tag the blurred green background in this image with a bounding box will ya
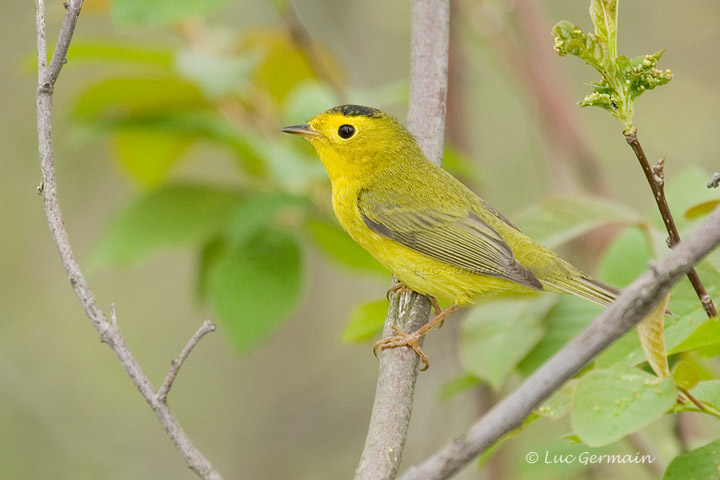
[2,1,720,479]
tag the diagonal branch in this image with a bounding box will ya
[397,203,720,480]
[34,1,224,479]
[354,1,450,479]
[624,129,717,318]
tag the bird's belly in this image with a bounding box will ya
[357,232,530,305]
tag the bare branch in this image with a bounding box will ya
[397,204,720,480]
[158,321,217,403]
[625,129,717,318]
[34,2,224,479]
[354,1,449,479]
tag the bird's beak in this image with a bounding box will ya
[281,123,322,139]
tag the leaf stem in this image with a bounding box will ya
[679,388,720,419]
[624,129,717,318]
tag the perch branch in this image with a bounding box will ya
[34,1,224,478]
[354,1,450,479]
[398,203,720,480]
[624,129,717,318]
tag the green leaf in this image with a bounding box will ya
[552,20,604,72]
[67,41,174,68]
[571,365,677,447]
[636,295,671,377]
[672,361,700,391]
[111,129,191,186]
[73,77,206,121]
[112,0,232,28]
[662,438,720,480]
[670,319,720,355]
[438,373,482,402]
[685,199,720,220]
[341,299,388,343]
[91,184,242,267]
[513,196,642,250]
[461,295,556,390]
[665,168,720,231]
[518,295,602,376]
[589,0,617,59]
[226,193,309,247]
[552,0,671,129]
[690,380,720,411]
[597,227,654,287]
[536,383,574,420]
[306,218,387,276]
[597,259,718,367]
[206,228,303,351]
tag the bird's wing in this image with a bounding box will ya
[357,188,543,290]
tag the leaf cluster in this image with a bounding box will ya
[552,0,672,129]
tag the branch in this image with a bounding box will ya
[624,129,717,318]
[397,203,720,480]
[354,1,449,479]
[34,2,224,479]
[157,320,217,403]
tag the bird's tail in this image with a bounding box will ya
[542,275,620,308]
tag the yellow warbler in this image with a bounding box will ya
[283,105,618,367]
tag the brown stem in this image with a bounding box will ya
[624,129,717,318]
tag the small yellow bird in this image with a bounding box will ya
[283,105,618,368]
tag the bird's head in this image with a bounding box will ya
[282,104,422,182]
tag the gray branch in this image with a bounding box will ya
[354,1,450,479]
[34,1,224,478]
[397,203,720,480]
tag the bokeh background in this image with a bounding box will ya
[2,1,720,479]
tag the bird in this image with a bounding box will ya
[282,104,619,368]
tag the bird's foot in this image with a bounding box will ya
[373,325,430,370]
[372,303,458,371]
[386,282,414,300]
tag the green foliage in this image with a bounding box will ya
[571,365,677,447]
[536,384,573,420]
[306,218,387,276]
[438,373,482,402]
[111,0,232,28]
[74,1,720,471]
[461,295,556,389]
[205,228,303,351]
[90,184,242,267]
[552,0,672,129]
[662,438,720,480]
[340,299,389,343]
[514,195,643,249]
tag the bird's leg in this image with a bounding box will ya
[386,281,414,300]
[373,303,459,370]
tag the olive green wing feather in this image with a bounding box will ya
[357,189,543,291]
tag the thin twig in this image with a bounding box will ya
[397,203,720,480]
[158,321,217,403]
[624,129,717,318]
[34,2,224,479]
[354,1,450,479]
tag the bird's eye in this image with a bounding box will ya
[338,124,355,139]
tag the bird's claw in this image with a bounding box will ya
[386,282,413,301]
[373,325,430,370]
